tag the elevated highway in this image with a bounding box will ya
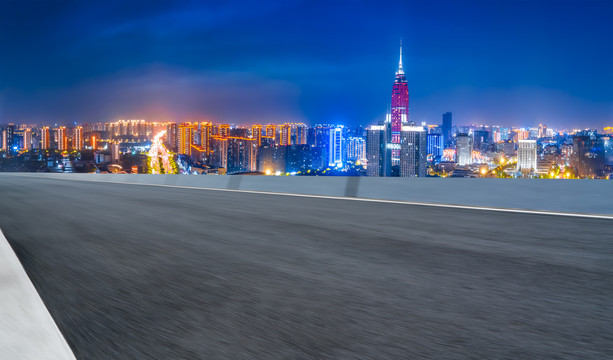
[0,173,611,359]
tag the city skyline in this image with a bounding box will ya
[1,1,612,128]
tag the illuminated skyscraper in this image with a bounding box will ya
[57,127,68,151]
[347,137,366,162]
[252,125,262,146]
[328,126,344,167]
[23,128,32,151]
[1,124,15,154]
[209,137,228,169]
[91,135,97,150]
[166,123,178,151]
[178,123,195,156]
[73,126,83,150]
[201,122,212,155]
[456,133,473,166]
[366,125,390,177]
[400,126,427,177]
[295,123,307,145]
[280,124,291,146]
[41,127,50,150]
[427,133,444,159]
[442,112,452,146]
[219,124,230,138]
[265,124,276,139]
[388,41,409,165]
[517,139,537,172]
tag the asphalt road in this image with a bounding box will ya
[0,174,611,359]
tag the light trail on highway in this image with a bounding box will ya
[147,130,174,174]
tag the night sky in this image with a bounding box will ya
[1,0,612,128]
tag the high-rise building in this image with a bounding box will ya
[347,137,366,162]
[73,126,83,150]
[41,127,50,150]
[166,123,178,151]
[456,133,473,166]
[572,135,605,177]
[23,128,32,151]
[265,124,276,138]
[178,123,195,156]
[91,134,98,150]
[538,124,547,138]
[57,127,68,151]
[427,133,444,159]
[251,125,262,146]
[219,124,230,138]
[209,137,228,169]
[1,130,6,152]
[295,123,307,145]
[111,142,120,163]
[400,126,427,177]
[517,140,537,172]
[388,42,409,165]
[366,125,391,177]
[280,124,291,146]
[604,136,613,166]
[200,123,212,156]
[473,130,489,152]
[442,112,452,146]
[328,126,344,167]
[227,137,257,173]
[1,124,15,154]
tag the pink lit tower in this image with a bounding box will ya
[389,40,409,165]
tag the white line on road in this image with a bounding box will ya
[0,228,76,360]
[7,174,613,220]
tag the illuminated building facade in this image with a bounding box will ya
[91,135,97,150]
[1,124,15,154]
[294,123,307,145]
[427,133,444,159]
[200,123,212,155]
[329,126,344,167]
[517,140,537,172]
[280,124,291,146]
[389,42,409,165]
[400,126,427,177]
[252,125,262,146]
[73,126,83,150]
[178,123,195,156]
[166,123,178,151]
[57,127,68,151]
[41,127,50,150]
[347,137,366,162]
[209,137,228,169]
[366,125,390,177]
[265,124,276,139]
[219,124,230,138]
[23,128,32,151]
[442,112,452,146]
[456,133,473,166]
[227,137,257,173]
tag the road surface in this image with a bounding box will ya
[0,174,611,359]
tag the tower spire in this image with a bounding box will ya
[397,39,404,75]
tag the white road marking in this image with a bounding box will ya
[0,228,76,360]
[7,174,612,220]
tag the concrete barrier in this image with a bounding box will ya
[2,173,612,215]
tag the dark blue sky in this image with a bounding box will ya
[1,0,612,128]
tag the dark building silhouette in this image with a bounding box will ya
[572,135,605,177]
